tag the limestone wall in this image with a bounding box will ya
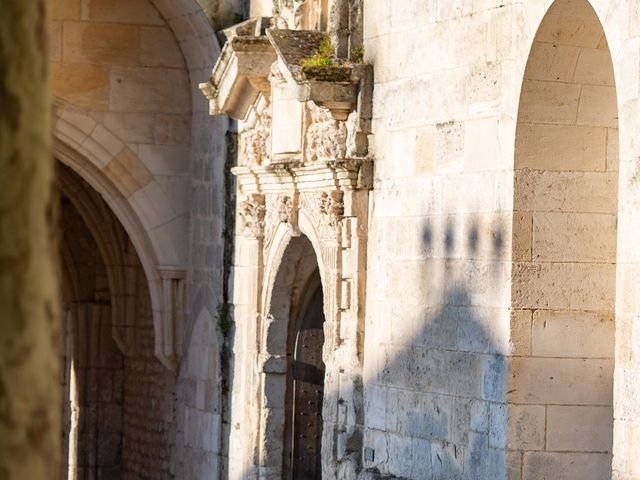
[363,1,516,477]
[362,0,640,479]
[49,0,192,269]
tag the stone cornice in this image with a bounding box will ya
[232,159,373,194]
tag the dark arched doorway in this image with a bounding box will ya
[262,234,326,479]
[286,271,325,480]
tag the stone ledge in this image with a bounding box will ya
[200,20,373,122]
[232,159,373,194]
[267,28,373,121]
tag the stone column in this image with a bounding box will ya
[0,1,60,479]
[229,193,265,480]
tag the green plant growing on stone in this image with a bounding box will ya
[352,46,365,63]
[301,35,336,67]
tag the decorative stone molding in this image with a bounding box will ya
[199,18,275,119]
[240,105,271,166]
[239,193,266,238]
[200,20,373,136]
[264,193,300,257]
[232,159,372,194]
[155,268,186,373]
[305,102,348,162]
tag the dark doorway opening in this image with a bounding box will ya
[288,281,325,479]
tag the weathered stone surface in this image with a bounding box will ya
[52,63,111,110]
[532,212,617,262]
[85,0,164,25]
[62,21,140,65]
[523,452,612,480]
[50,0,80,20]
[140,27,186,68]
[546,406,613,452]
[110,67,190,113]
[532,310,614,358]
[509,357,613,405]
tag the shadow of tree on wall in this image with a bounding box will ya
[361,215,510,480]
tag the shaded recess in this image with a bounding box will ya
[58,163,177,480]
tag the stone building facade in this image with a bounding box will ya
[49,0,640,479]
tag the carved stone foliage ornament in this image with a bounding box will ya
[320,190,344,226]
[264,193,300,257]
[239,194,266,238]
[276,194,296,225]
[301,190,344,240]
[305,102,347,162]
[272,0,308,28]
[241,108,271,166]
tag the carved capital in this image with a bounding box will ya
[319,190,344,228]
[276,193,298,229]
[300,190,344,240]
[239,193,266,238]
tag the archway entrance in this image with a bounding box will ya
[262,234,325,480]
[57,162,176,479]
[511,0,617,477]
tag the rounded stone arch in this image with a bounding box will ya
[510,0,620,477]
[515,0,632,110]
[58,163,143,355]
[53,105,186,370]
[262,211,329,317]
[257,206,336,478]
[54,139,163,306]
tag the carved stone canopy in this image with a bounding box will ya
[199,19,373,122]
[199,17,276,119]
